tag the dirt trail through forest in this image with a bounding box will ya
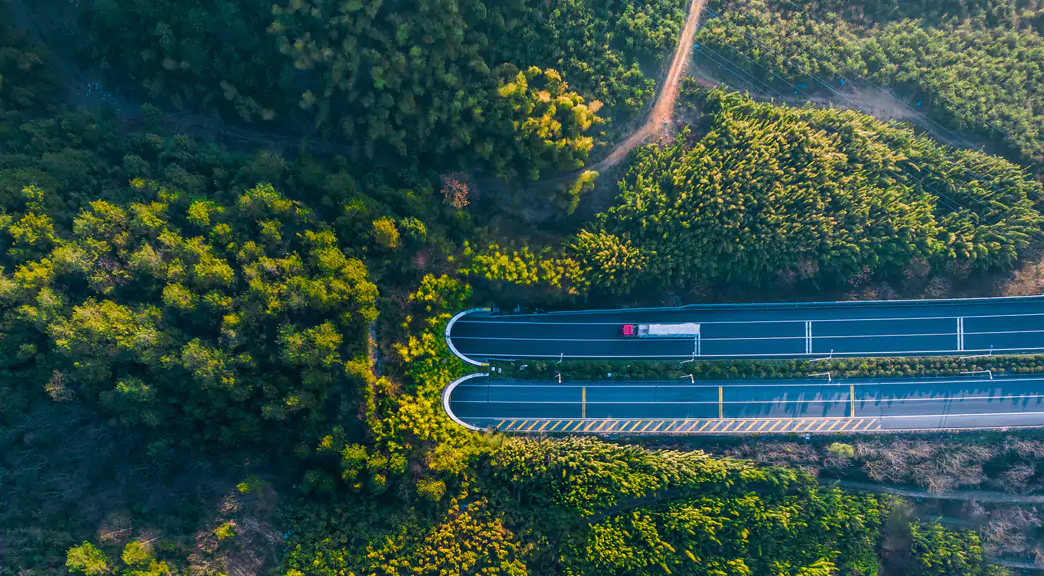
[588,479,1044,529]
[836,480,1044,505]
[591,0,707,172]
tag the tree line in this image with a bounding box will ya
[696,0,1044,170]
[571,90,1043,295]
[67,0,691,179]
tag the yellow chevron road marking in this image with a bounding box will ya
[498,417,893,435]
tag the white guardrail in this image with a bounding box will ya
[441,372,486,431]
[444,307,490,366]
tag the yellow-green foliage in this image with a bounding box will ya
[563,169,599,214]
[695,0,1044,168]
[1,181,378,446]
[574,91,1043,293]
[461,242,591,295]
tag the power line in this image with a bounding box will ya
[695,9,1044,246]
[696,40,1043,250]
[701,7,1043,234]
[696,41,974,217]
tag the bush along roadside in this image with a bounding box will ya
[489,354,1044,382]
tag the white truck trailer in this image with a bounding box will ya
[622,323,700,337]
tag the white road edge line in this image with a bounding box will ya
[468,346,1044,359]
[453,295,1044,318]
[445,307,490,366]
[455,311,1044,326]
[454,375,1044,388]
[453,394,1044,406]
[441,373,486,431]
[450,329,1044,342]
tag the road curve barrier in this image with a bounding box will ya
[441,372,486,431]
[445,307,490,366]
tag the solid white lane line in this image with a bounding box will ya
[454,311,1044,326]
[451,394,1044,405]
[469,346,1044,358]
[454,329,1044,343]
[454,376,1044,389]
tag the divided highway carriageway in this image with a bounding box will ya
[443,374,1044,434]
[446,296,1044,364]
[442,296,1044,434]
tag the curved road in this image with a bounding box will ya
[446,374,1044,434]
[447,296,1044,364]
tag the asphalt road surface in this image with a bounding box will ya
[447,296,1044,364]
[446,375,1044,433]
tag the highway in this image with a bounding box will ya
[447,296,1044,364]
[445,374,1044,434]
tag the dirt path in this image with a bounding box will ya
[836,480,1044,506]
[588,479,1044,527]
[525,0,707,201]
[687,52,993,153]
[592,0,706,172]
[12,0,705,187]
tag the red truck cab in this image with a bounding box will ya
[622,324,638,337]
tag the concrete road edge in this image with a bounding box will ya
[445,307,490,366]
[442,372,487,431]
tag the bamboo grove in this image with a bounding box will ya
[78,0,689,178]
[572,90,1044,294]
[695,0,1044,169]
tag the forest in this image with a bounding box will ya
[694,0,1044,170]
[69,0,691,179]
[3,0,1043,574]
[572,89,1044,294]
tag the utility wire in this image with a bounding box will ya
[696,8,1044,246]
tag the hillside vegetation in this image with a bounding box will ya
[1,2,1038,575]
[71,0,691,178]
[570,90,1043,295]
[695,0,1044,169]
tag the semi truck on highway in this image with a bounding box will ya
[622,323,700,337]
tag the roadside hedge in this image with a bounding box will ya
[490,354,1044,382]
